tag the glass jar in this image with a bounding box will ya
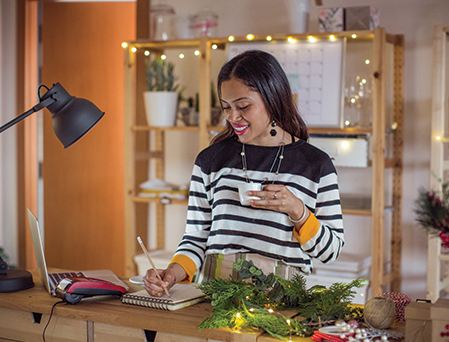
[192,7,218,37]
[149,1,176,41]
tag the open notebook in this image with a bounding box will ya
[27,208,128,296]
[121,283,205,311]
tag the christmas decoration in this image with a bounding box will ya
[377,292,411,323]
[364,297,396,330]
[415,179,449,248]
[198,258,366,339]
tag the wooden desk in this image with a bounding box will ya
[0,270,311,342]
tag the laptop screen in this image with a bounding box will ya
[27,209,52,294]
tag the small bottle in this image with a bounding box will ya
[188,97,199,126]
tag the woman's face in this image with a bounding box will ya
[220,78,273,146]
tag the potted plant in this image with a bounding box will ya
[143,57,181,127]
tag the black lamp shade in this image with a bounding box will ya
[41,83,105,148]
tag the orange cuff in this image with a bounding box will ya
[292,214,320,245]
[169,254,197,283]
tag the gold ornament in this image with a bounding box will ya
[364,296,396,329]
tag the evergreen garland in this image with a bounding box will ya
[198,258,366,340]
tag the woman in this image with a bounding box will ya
[143,50,344,297]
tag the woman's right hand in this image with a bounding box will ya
[142,263,187,297]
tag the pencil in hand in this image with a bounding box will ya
[137,236,170,297]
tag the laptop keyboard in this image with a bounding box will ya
[49,271,83,286]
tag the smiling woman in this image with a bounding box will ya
[143,49,344,298]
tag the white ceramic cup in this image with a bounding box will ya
[238,182,262,206]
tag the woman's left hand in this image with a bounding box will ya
[248,184,305,221]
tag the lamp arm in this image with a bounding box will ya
[0,96,56,134]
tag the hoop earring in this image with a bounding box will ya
[270,121,277,137]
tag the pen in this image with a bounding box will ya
[137,236,170,297]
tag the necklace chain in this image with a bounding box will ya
[240,139,285,184]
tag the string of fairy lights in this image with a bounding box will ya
[121,33,369,60]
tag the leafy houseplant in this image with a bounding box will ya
[143,57,181,127]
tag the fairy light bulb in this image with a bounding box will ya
[179,53,185,59]
[268,308,274,314]
[288,37,295,43]
[161,54,167,60]
[228,35,235,42]
[308,35,317,43]
[247,34,254,40]
[144,50,150,56]
[436,135,442,141]
[329,35,336,41]
[365,59,370,64]
[352,34,357,39]
[121,42,128,48]
[131,47,137,53]
[194,50,200,56]
[212,44,218,50]
[266,36,272,41]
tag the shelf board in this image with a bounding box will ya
[126,30,376,50]
[133,196,188,205]
[340,195,394,216]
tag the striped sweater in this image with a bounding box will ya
[172,137,344,279]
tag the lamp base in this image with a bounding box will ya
[0,269,34,293]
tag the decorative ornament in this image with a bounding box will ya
[364,296,396,330]
[414,179,449,248]
[377,292,411,323]
[270,121,277,136]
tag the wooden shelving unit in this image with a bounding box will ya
[427,25,449,302]
[123,29,404,297]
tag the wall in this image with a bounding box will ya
[0,1,18,266]
[158,0,449,300]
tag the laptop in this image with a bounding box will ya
[27,208,128,296]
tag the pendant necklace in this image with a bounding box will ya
[240,132,286,184]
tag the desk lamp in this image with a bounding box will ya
[0,82,104,292]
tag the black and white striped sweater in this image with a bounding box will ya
[173,137,344,276]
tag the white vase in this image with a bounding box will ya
[143,91,178,127]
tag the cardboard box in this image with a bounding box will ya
[318,8,344,32]
[345,6,380,31]
[405,299,449,342]
[431,298,449,341]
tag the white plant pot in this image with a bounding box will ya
[143,91,178,127]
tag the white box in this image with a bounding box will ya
[309,135,369,167]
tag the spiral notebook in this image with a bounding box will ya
[121,283,206,311]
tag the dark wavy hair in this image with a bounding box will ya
[211,49,308,145]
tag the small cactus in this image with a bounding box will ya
[146,57,180,92]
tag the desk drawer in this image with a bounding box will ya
[93,322,144,342]
[0,307,86,342]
